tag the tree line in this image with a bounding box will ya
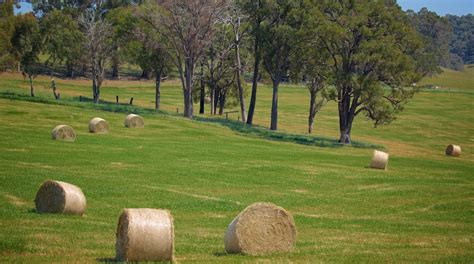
[1,0,467,144]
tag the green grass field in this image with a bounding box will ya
[0,66,473,262]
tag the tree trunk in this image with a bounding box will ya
[155,69,162,110]
[183,58,194,118]
[210,86,215,115]
[141,69,150,80]
[199,63,205,114]
[270,79,279,130]
[338,90,354,144]
[235,42,247,123]
[308,89,316,134]
[29,74,34,97]
[246,0,262,125]
[112,48,119,79]
[66,63,74,78]
[218,91,226,115]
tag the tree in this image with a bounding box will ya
[140,0,227,118]
[260,0,303,131]
[41,9,84,77]
[238,0,266,125]
[447,14,474,65]
[292,30,331,134]
[11,13,42,97]
[407,8,455,72]
[227,3,248,122]
[106,6,138,79]
[307,0,427,144]
[79,8,113,103]
[0,0,15,71]
[131,14,169,110]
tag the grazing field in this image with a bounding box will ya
[0,67,473,262]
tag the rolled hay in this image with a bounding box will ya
[116,208,174,262]
[369,150,389,170]
[88,117,109,133]
[51,125,76,142]
[124,114,144,128]
[35,180,86,215]
[224,202,297,256]
[445,144,461,157]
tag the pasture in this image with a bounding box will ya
[0,67,473,262]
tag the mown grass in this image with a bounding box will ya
[0,66,473,262]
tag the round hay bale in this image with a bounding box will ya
[224,202,297,256]
[35,180,86,215]
[369,150,389,170]
[124,114,144,128]
[51,125,76,142]
[445,144,461,157]
[116,208,174,262]
[89,117,109,133]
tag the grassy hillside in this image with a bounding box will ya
[0,66,472,262]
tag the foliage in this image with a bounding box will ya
[305,0,427,143]
[40,9,84,75]
[447,14,474,65]
[10,13,42,77]
[0,0,16,71]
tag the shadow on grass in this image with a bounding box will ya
[0,91,382,149]
[96,258,116,263]
[194,116,382,149]
[0,91,167,115]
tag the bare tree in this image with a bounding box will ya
[140,0,227,118]
[228,4,247,123]
[79,9,112,103]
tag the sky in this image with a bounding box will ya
[13,0,474,16]
[397,0,474,16]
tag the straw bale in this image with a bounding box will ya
[224,202,297,255]
[89,117,109,133]
[370,150,389,170]
[124,114,144,128]
[35,180,86,215]
[52,125,76,141]
[445,144,461,157]
[116,208,174,262]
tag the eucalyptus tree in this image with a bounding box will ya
[306,0,428,144]
[41,10,84,77]
[260,0,305,131]
[10,14,42,97]
[140,0,227,118]
[237,0,267,125]
[79,8,113,103]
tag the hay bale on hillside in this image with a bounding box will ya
[51,125,76,142]
[116,208,174,262]
[124,114,144,128]
[35,180,86,215]
[224,202,297,256]
[445,144,461,157]
[370,150,389,170]
[89,117,109,133]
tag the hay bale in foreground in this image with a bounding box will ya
[124,114,144,128]
[445,144,461,157]
[224,202,297,256]
[35,180,86,215]
[116,208,174,262]
[369,150,389,170]
[89,117,109,133]
[51,125,76,142]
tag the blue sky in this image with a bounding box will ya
[14,1,474,16]
[398,0,474,16]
